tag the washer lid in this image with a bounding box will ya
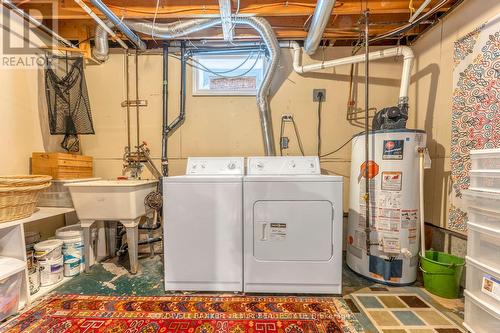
[186,157,245,175]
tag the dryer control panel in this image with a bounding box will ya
[186,157,245,175]
[247,156,320,175]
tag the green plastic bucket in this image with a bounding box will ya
[420,250,465,299]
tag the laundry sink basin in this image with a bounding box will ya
[65,180,158,221]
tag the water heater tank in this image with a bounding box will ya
[346,129,427,285]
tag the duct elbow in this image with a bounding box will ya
[290,41,305,74]
[93,24,110,62]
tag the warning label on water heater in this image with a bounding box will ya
[381,172,403,191]
[383,140,404,160]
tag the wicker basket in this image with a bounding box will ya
[0,176,52,223]
[0,175,52,187]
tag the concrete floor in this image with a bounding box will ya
[53,254,466,333]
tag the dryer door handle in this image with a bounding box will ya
[259,222,268,241]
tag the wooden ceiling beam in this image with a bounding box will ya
[18,0,451,19]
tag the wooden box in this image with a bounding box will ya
[31,152,93,179]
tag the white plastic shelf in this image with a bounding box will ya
[0,207,75,230]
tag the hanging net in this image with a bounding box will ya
[45,56,94,151]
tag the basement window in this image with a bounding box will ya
[192,52,266,96]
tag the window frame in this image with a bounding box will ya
[191,52,266,96]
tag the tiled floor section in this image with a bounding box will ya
[351,292,465,333]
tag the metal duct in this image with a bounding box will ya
[93,17,279,155]
[90,0,147,51]
[303,0,337,55]
[93,23,112,61]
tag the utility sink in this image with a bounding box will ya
[65,179,158,274]
[65,179,158,221]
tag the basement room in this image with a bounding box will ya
[0,0,499,332]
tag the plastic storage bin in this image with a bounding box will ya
[37,178,100,207]
[464,189,500,213]
[467,207,500,230]
[467,222,500,271]
[466,256,500,309]
[464,290,500,333]
[470,148,500,170]
[0,257,25,322]
[470,170,500,192]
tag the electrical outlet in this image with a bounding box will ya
[280,137,290,149]
[313,89,326,102]
[282,114,293,122]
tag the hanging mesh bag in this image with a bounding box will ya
[45,56,94,151]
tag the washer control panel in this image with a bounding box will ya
[247,156,320,175]
[186,157,245,175]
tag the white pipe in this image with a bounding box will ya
[418,148,426,257]
[290,41,414,101]
[409,0,432,23]
[73,0,128,50]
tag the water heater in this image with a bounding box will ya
[346,129,427,285]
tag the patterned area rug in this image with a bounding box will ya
[1,294,363,333]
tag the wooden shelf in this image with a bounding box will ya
[0,207,75,230]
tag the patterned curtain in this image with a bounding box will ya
[448,14,500,232]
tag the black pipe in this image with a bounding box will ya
[164,41,186,138]
[117,237,163,255]
[161,42,169,177]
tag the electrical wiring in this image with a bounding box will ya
[317,94,323,156]
[101,2,317,15]
[190,50,256,75]
[319,132,365,159]
[291,117,306,156]
[279,115,305,156]
[151,0,161,44]
[188,51,262,79]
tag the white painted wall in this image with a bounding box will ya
[0,6,64,174]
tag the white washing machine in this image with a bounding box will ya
[163,157,244,292]
[243,156,343,294]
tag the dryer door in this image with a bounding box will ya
[253,200,333,261]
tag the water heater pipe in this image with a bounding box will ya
[290,41,414,106]
[418,148,426,256]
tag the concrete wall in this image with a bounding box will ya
[408,0,500,230]
[0,6,65,237]
[82,47,404,212]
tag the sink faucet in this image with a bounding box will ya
[123,141,162,180]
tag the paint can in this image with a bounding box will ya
[63,258,80,277]
[28,267,40,295]
[25,231,41,271]
[56,225,84,273]
[38,256,63,286]
[34,239,63,261]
